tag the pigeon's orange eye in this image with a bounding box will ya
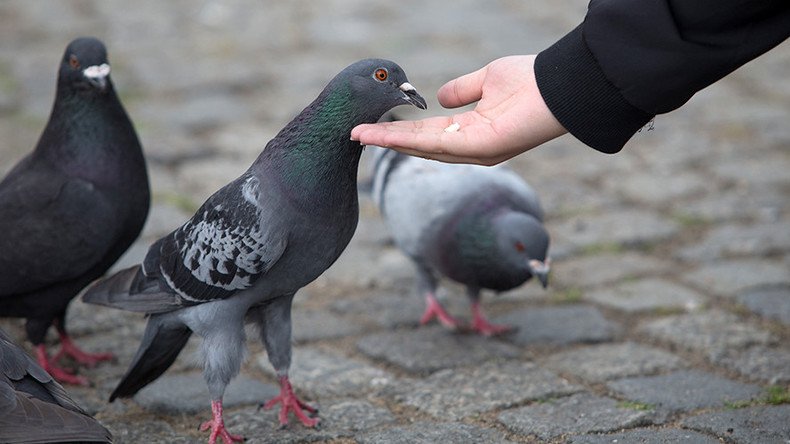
[515,242,525,252]
[374,68,388,81]
[69,55,80,69]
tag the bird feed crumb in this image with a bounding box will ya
[444,122,460,133]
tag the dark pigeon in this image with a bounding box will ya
[82,59,425,443]
[0,37,150,385]
[371,147,550,335]
[0,327,112,443]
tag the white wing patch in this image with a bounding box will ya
[242,176,260,206]
[158,175,286,300]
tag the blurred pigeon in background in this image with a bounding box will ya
[371,146,550,335]
[83,59,425,443]
[0,37,150,385]
[0,327,112,443]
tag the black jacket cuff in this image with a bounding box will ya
[534,25,653,154]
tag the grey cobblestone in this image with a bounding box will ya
[550,252,673,288]
[257,347,394,398]
[568,428,721,444]
[358,421,514,444]
[678,222,790,262]
[682,405,790,444]
[331,289,466,329]
[495,305,621,346]
[552,209,681,251]
[604,170,710,205]
[103,419,194,444]
[713,345,790,385]
[736,284,790,326]
[639,309,776,359]
[291,308,365,342]
[606,370,763,414]
[134,373,278,414]
[356,326,521,374]
[386,360,580,420]
[498,392,653,440]
[585,278,704,313]
[682,259,790,298]
[543,342,686,382]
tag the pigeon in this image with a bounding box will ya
[0,37,150,385]
[371,146,550,335]
[82,58,425,443]
[0,327,112,443]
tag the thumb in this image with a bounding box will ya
[437,64,489,109]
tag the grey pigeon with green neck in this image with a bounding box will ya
[372,148,550,335]
[0,327,112,443]
[83,59,425,443]
[0,37,149,385]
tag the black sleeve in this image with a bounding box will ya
[534,0,790,153]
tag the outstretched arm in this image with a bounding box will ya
[351,55,567,166]
[353,1,790,165]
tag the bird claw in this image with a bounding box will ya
[48,365,90,386]
[36,345,89,386]
[471,320,515,336]
[55,334,114,367]
[201,400,244,444]
[199,419,245,444]
[420,293,462,330]
[264,376,320,428]
[470,302,515,336]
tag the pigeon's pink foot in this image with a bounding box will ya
[53,334,114,367]
[263,376,319,428]
[200,400,245,444]
[420,293,462,330]
[35,345,88,386]
[471,302,514,336]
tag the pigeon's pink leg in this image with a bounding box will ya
[35,345,88,386]
[470,301,513,336]
[53,333,114,367]
[200,400,244,444]
[263,375,319,427]
[420,293,462,330]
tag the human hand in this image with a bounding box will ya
[351,55,567,165]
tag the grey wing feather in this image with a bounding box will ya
[82,264,181,313]
[152,174,287,303]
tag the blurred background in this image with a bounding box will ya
[0,1,788,442]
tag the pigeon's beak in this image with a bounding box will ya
[399,82,427,110]
[528,259,551,289]
[83,63,111,92]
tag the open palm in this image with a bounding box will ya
[351,55,566,165]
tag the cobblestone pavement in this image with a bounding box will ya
[1,1,788,443]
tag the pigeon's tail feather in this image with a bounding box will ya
[82,265,181,314]
[110,315,192,401]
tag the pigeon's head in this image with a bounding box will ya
[59,37,112,94]
[494,212,551,288]
[339,58,427,120]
